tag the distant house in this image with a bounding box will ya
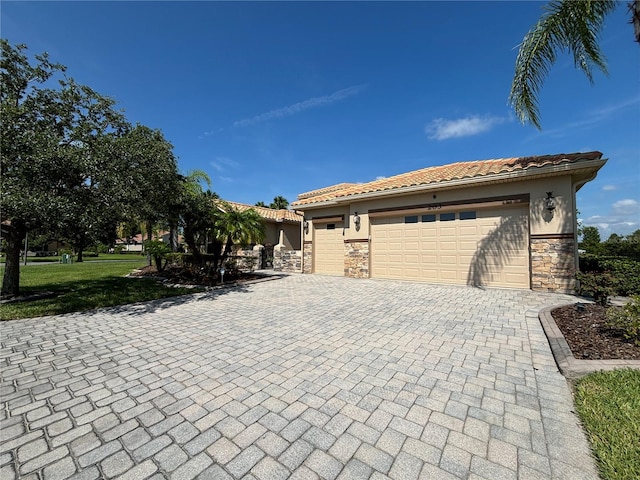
[115,233,145,252]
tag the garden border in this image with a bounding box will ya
[538,303,640,379]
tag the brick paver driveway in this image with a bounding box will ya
[1,274,599,479]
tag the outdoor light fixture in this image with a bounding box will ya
[303,219,309,233]
[544,192,556,212]
[353,212,361,228]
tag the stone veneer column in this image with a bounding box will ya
[530,235,576,293]
[344,240,370,278]
[303,241,313,274]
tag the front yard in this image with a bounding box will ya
[0,259,201,320]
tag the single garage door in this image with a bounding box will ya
[371,205,530,288]
[314,222,345,275]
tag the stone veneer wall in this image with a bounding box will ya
[303,242,313,274]
[344,240,369,279]
[530,236,576,293]
[273,249,302,273]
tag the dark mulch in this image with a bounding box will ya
[551,303,640,360]
[130,265,263,287]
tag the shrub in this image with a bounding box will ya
[576,271,615,306]
[114,245,125,254]
[143,240,172,272]
[83,252,99,258]
[606,295,640,346]
[94,243,109,254]
[579,255,640,296]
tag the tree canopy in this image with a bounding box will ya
[0,40,181,294]
[510,0,639,129]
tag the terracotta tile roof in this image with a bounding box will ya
[292,151,603,206]
[297,183,358,200]
[223,201,302,223]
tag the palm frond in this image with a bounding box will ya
[509,0,617,129]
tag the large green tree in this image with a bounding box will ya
[47,79,130,262]
[117,124,181,246]
[1,40,179,294]
[1,41,129,291]
[1,41,67,294]
[581,225,602,254]
[510,0,639,129]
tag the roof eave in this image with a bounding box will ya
[295,157,606,208]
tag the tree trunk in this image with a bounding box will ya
[146,220,153,266]
[184,225,202,265]
[76,247,84,263]
[1,221,27,297]
[169,222,178,252]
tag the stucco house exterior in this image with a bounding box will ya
[291,151,606,293]
[224,201,302,250]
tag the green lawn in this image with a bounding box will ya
[0,259,202,320]
[0,252,145,263]
[574,369,640,480]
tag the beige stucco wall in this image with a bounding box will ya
[283,223,302,250]
[301,175,576,241]
[264,222,301,250]
[302,206,351,244]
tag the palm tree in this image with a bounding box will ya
[215,202,266,268]
[510,0,639,129]
[269,196,289,210]
[255,201,267,207]
[178,170,215,264]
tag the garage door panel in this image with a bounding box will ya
[314,223,344,275]
[371,206,530,288]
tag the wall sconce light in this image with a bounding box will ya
[544,192,556,212]
[303,219,309,233]
[353,212,361,229]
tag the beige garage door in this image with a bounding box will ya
[371,206,530,288]
[314,222,344,275]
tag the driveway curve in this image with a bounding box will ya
[1,274,599,479]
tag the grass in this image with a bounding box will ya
[0,259,202,320]
[574,369,640,480]
[0,253,146,263]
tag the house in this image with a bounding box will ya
[224,201,302,250]
[115,233,145,252]
[291,151,606,293]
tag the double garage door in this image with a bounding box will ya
[371,205,530,288]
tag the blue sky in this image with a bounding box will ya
[3,1,639,237]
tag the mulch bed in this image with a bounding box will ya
[551,303,640,360]
[130,265,264,287]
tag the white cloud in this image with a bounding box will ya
[602,184,618,191]
[612,198,640,216]
[202,128,224,137]
[234,84,367,127]
[210,157,239,172]
[425,115,508,140]
[583,198,640,236]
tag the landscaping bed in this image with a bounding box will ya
[551,303,640,360]
[130,264,266,287]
